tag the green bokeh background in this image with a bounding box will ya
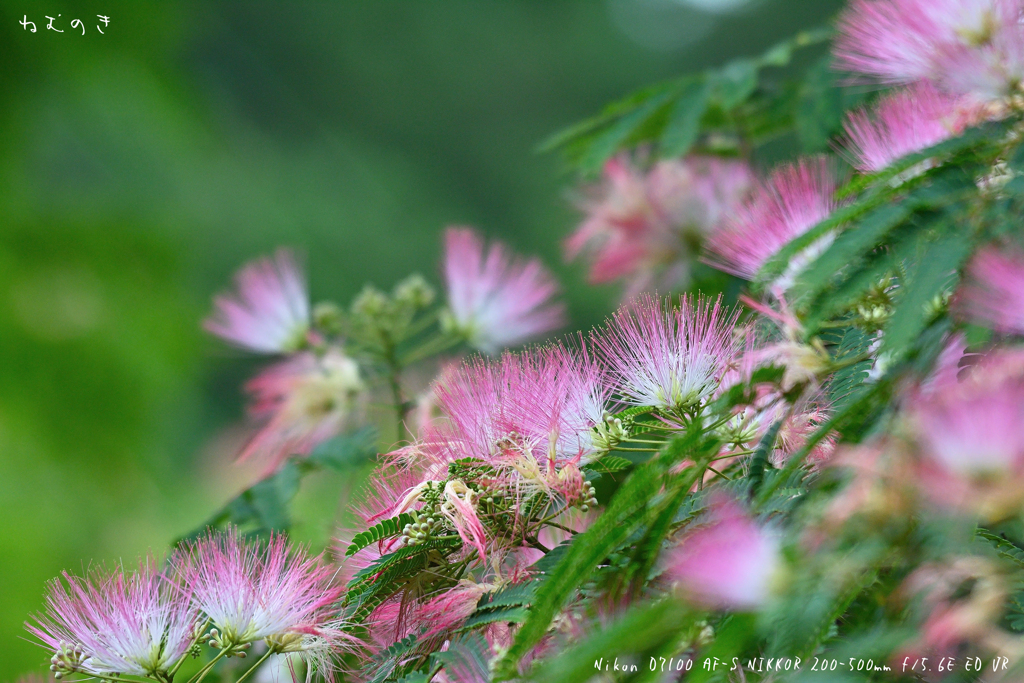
[0,0,842,673]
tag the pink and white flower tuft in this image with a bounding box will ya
[442,227,565,354]
[205,249,311,354]
[567,155,752,295]
[434,342,611,469]
[703,157,840,287]
[909,363,1024,478]
[594,293,738,411]
[835,0,1024,102]
[664,496,781,610]
[841,81,978,173]
[955,245,1024,335]
[26,558,199,678]
[241,348,365,474]
[175,529,357,670]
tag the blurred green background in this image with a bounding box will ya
[0,0,842,673]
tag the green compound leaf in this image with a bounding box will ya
[346,513,416,557]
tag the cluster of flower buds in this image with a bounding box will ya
[402,503,445,546]
[205,627,252,657]
[577,483,599,513]
[591,412,628,452]
[48,641,86,680]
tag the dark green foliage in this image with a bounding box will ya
[346,513,416,557]
[173,429,377,544]
[795,55,870,153]
[746,419,783,500]
[539,28,832,174]
[528,600,695,683]
[825,326,874,412]
[173,460,301,544]
[584,455,634,474]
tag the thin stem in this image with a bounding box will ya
[400,309,440,340]
[186,648,230,683]
[64,675,149,683]
[613,447,659,453]
[829,352,871,372]
[542,520,579,536]
[524,535,551,553]
[706,466,731,481]
[167,621,211,680]
[234,649,274,683]
[426,661,445,682]
[381,335,408,443]
[399,334,461,366]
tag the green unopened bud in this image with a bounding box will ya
[394,273,436,309]
[312,301,345,335]
[351,286,390,319]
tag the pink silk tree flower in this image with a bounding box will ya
[594,293,738,411]
[703,157,840,288]
[664,496,781,611]
[434,342,611,469]
[955,245,1024,335]
[567,155,752,296]
[909,369,1024,478]
[175,530,356,667]
[26,558,199,679]
[841,81,978,173]
[205,249,311,354]
[442,227,566,354]
[240,348,366,474]
[835,0,1024,102]
[905,352,1024,518]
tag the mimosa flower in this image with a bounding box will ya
[241,348,366,473]
[26,558,198,678]
[442,227,565,354]
[205,249,310,354]
[835,0,1024,101]
[567,155,752,295]
[841,81,978,173]
[434,342,610,468]
[664,496,780,610]
[594,293,738,411]
[955,245,1024,335]
[703,157,840,287]
[175,530,357,679]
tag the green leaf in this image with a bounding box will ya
[307,427,377,471]
[685,613,758,683]
[584,456,633,474]
[882,227,972,360]
[365,632,423,683]
[796,56,869,153]
[790,201,914,304]
[461,606,529,630]
[346,513,416,557]
[713,58,758,110]
[747,419,783,499]
[494,435,715,680]
[173,459,303,545]
[826,326,875,412]
[431,633,492,682]
[755,377,891,509]
[579,90,676,174]
[493,465,665,679]
[977,529,1024,568]
[528,600,693,683]
[659,78,711,157]
[803,219,934,333]
[476,581,539,611]
[350,537,462,587]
